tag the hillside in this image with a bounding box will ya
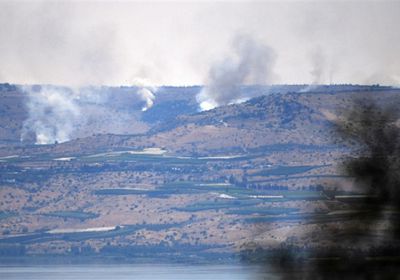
[0,84,399,262]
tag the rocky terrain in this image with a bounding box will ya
[0,84,399,263]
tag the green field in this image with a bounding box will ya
[43,211,99,220]
[94,183,326,202]
[0,223,185,244]
[225,207,299,215]
[79,151,252,165]
[0,212,15,220]
[174,199,262,212]
[252,165,324,176]
[243,211,367,224]
[94,182,239,197]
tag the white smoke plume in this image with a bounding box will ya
[137,88,155,112]
[20,82,157,145]
[197,34,277,111]
[132,78,156,112]
[21,86,81,144]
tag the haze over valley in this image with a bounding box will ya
[1,1,400,278]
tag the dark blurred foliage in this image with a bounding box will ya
[338,98,400,238]
[242,97,400,279]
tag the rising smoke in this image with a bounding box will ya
[0,2,400,86]
[137,88,155,112]
[309,46,326,85]
[196,35,277,111]
[20,83,157,145]
[299,46,336,92]
[132,78,157,112]
[21,86,80,144]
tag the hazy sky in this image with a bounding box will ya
[0,0,399,86]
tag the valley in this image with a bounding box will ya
[0,84,399,263]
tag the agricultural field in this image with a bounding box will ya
[0,84,398,262]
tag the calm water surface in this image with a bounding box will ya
[0,264,269,280]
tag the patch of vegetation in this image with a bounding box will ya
[243,212,364,224]
[252,165,323,176]
[43,211,99,220]
[248,144,338,153]
[94,182,242,198]
[0,212,15,220]
[100,243,225,257]
[94,189,149,195]
[81,153,203,165]
[225,207,299,215]
[174,199,262,212]
[0,223,184,244]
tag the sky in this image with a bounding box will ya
[0,0,399,86]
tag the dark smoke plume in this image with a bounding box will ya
[197,34,276,111]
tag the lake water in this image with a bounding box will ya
[0,264,270,280]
